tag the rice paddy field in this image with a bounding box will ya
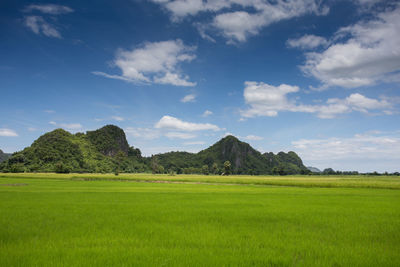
[1,173,399,266]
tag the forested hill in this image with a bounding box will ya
[0,125,309,174]
[153,135,309,175]
[0,125,146,173]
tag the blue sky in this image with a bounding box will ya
[1,0,400,172]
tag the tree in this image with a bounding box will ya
[212,163,218,174]
[151,157,159,174]
[223,161,231,175]
[322,168,335,175]
[54,162,71,173]
[202,165,209,175]
[114,150,126,175]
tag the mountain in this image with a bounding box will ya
[0,125,146,173]
[0,149,11,163]
[152,135,309,175]
[87,125,129,156]
[307,166,321,173]
[0,127,308,175]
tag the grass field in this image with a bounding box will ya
[1,173,400,266]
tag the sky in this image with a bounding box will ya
[1,0,400,172]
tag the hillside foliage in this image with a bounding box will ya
[0,126,308,175]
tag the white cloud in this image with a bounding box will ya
[44,110,55,113]
[287,34,328,50]
[202,110,213,117]
[59,123,82,130]
[165,132,196,139]
[292,132,400,172]
[184,141,206,145]
[125,127,161,140]
[23,4,73,38]
[212,11,267,43]
[49,121,82,130]
[181,93,196,103]
[24,4,73,14]
[155,115,221,131]
[241,81,393,119]
[212,1,329,43]
[111,116,124,121]
[302,5,400,88]
[151,0,329,43]
[94,40,196,86]
[244,135,263,141]
[0,128,18,137]
[24,16,61,38]
[28,127,37,132]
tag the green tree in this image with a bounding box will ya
[114,150,126,175]
[202,165,209,175]
[212,163,218,174]
[223,161,231,175]
[151,157,159,174]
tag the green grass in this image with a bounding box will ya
[1,172,400,189]
[1,174,400,266]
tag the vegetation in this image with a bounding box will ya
[0,126,147,173]
[1,173,400,189]
[151,135,310,175]
[0,174,399,266]
[0,126,311,175]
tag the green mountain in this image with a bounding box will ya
[152,135,309,175]
[0,125,146,173]
[0,149,11,163]
[87,125,129,156]
[1,127,308,175]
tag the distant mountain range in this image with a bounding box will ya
[307,166,321,173]
[0,125,309,175]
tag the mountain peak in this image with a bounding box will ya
[86,125,129,157]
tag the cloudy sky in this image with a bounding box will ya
[1,0,400,172]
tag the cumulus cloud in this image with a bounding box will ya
[24,16,61,38]
[94,40,196,86]
[0,128,18,137]
[241,81,393,119]
[287,34,328,50]
[202,110,213,117]
[181,93,196,103]
[151,0,328,43]
[292,132,400,172]
[24,4,73,14]
[155,115,221,131]
[302,4,400,89]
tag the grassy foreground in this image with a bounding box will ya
[1,174,400,266]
